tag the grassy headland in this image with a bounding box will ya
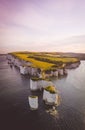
[10,52,80,71]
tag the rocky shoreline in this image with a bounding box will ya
[7,54,80,77]
[6,53,80,108]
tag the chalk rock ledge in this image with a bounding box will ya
[43,86,60,106]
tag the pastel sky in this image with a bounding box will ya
[0,0,85,53]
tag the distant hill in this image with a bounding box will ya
[54,52,85,60]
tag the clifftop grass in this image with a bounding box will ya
[10,52,79,71]
[45,86,57,94]
[11,53,54,70]
[29,95,38,98]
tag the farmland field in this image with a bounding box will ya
[11,52,79,70]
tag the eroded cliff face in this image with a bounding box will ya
[30,79,54,91]
[43,89,59,105]
[28,96,38,110]
[66,61,80,69]
[20,66,29,75]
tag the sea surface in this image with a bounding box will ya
[0,55,85,130]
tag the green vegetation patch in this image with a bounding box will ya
[29,95,38,98]
[31,77,44,81]
[45,86,57,94]
[29,55,79,64]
